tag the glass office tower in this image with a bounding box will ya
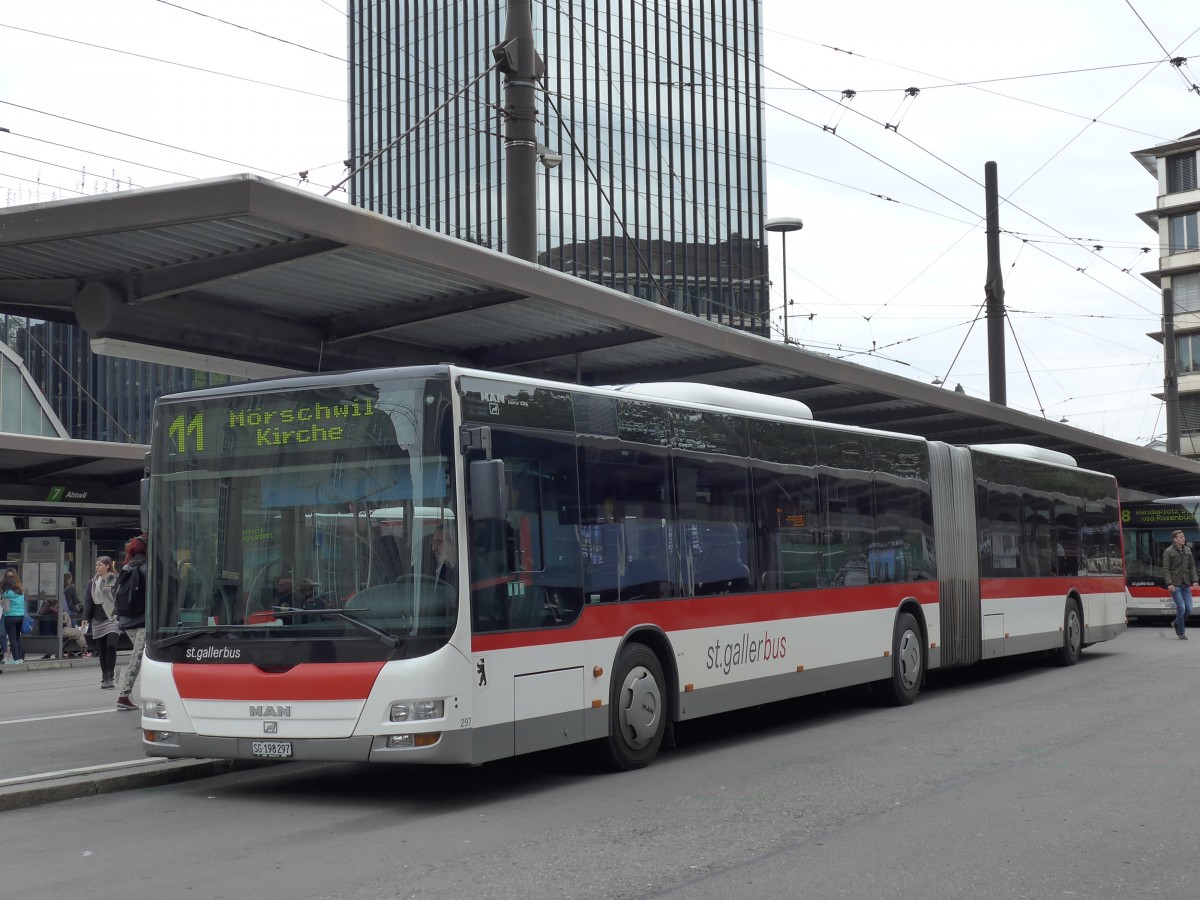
[348,1,769,335]
[3,317,230,443]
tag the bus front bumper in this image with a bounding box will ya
[143,728,477,764]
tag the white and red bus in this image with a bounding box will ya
[1122,498,1200,622]
[140,366,1126,769]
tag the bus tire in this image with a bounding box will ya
[1053,598,1083,667]
[600,643,666,771]
[877,611,923,706]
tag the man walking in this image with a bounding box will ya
[1163,529,1198,640]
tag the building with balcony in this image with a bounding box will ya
[1134,128,1200,456]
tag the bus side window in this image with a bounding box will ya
[469,428,582,632]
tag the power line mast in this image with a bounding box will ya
[1164,287,1181,454]
[984,161,1006,406]
[495,0,544,262]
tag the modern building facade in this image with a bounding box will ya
[0,338,68,439]
[1134,128,1200,456]
[347,0,770,335]
[2,316,229,443]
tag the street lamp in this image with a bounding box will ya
[766,216,803,344]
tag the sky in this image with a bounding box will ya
[1,0,1198,447]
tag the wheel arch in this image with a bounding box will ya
[1066,588,1086,648]
[1066,587,1084,622]
[616,625,678,722]
[897,597,929,647]
[897,597,929,682]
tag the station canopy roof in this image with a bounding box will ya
[0,173,1197,497]
[0,433,145,517]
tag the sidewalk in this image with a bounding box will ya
[1,653,110,674]
[0,652,260,811]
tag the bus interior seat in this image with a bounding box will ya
[693,523,751,592]
[507,585,547,629]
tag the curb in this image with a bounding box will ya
[1,651,132,674]
[0,758,270,812]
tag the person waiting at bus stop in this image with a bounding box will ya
[1163,529,1199,640]
[2,568,26,664]
[83,556,121,688]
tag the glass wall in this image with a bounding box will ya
[3,317,234,443]
[0,341,65,437]
[347,0,769,334]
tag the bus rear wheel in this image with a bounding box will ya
[876,611,923,706]
[599,643,666,771]
[1052,598,1083,667]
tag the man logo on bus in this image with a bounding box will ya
[249,705,292,717]
[476,657,488,688]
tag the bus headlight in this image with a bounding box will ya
[389,699,445,722]
[142,699,168,720]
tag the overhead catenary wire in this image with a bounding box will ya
[764,66,1163,300]
[0,3,1176,441]
[326,59,502,197]
[1121,0,1200,96]
[0,22,344,104]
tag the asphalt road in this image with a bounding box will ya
[1,623,1197,899]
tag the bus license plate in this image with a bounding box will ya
[251,740,292,759]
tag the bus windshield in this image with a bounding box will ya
[146,373,457,664]
[1123,499,1200,587]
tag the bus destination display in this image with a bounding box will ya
[164,395,385,459]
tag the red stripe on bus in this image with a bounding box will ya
[471,583,939,653]
[1127,584,1168,598]
[172,662,385,701]
[979,575,1125,600]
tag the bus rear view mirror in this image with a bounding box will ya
[469,459,507,521]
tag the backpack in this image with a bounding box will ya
[114,561,147,618]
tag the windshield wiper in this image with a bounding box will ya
[271,606,401,648]
[155,625,228,649]
[154,609,400,650]
[323,608,401,648]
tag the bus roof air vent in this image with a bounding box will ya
[611,383,813,420]
[969,443,1078,467]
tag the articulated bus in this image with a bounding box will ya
[140,366,1125,770]
[1122,498,1200,622]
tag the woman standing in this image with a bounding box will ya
[82,557,120,689]
[2,568,26,664]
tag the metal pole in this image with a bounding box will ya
[766,217,802,346]
[496,0,542,262]
[984,161,1006,406]
[781,234,789,345]
[1164,287,1181,455]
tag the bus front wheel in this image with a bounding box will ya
[600,643,666,771]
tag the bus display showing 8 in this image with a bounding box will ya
[139,365,1126,770]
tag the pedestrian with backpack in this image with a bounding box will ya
[114,535,148,711]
